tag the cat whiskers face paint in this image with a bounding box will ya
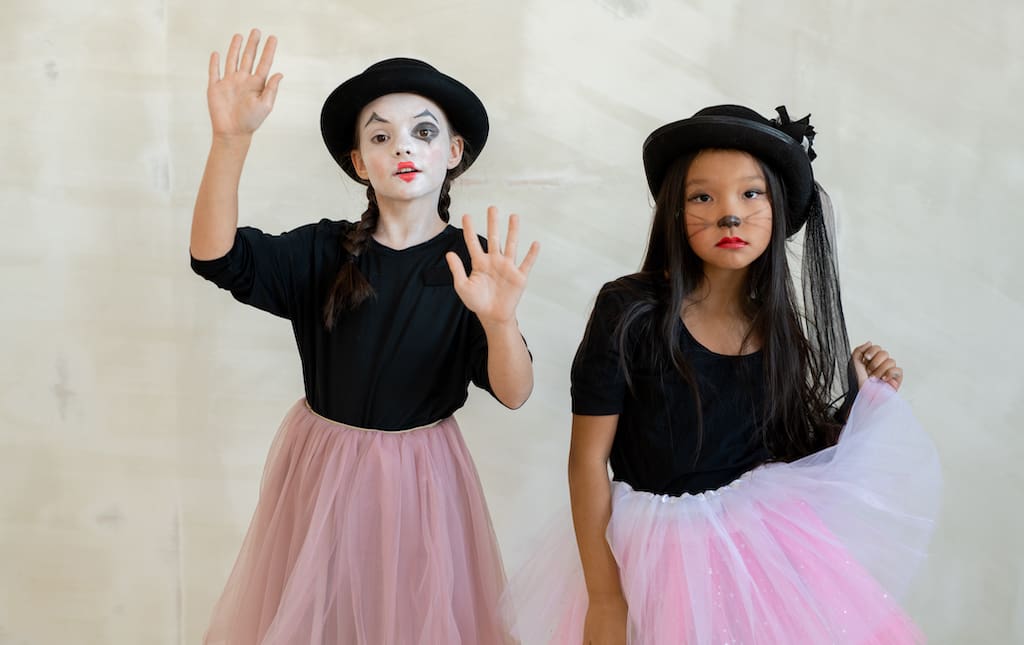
[681,149,774,270]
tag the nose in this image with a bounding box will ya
[717,214,741,228]
[392,131,413,157]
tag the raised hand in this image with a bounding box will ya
[445,207,540,326]
[207,29,283,137]
[852,341,904,390]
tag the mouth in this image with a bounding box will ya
[715,236,749,249]
[395,162,420,182]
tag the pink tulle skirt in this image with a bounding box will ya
[504,379,942,644]
[204,400,512,645]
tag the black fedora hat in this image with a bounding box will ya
[320,58,489,184]
[642,105,818,236]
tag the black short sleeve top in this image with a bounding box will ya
[571,276,772,495]
[191,220,504,430]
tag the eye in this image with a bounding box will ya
[370,133,389,144]
[687,193,711,204]
[743,189,766,199]
[413,122,440,141]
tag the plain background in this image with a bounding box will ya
[1,1,1021,643]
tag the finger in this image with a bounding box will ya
[239,28,261,75]
[865,349,890,372]
[461,214,485,257]
[224,33,243,74]
[852,341,872,362]
[504,212,520,259]
[518,241,541,275]
[487,205,502,255]
[261,73,284,108]
[870,357,897,379]
[445,251,468,286]
[254,34,278,80]
[208,51,221,88]
[886,367,904,390]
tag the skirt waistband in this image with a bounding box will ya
[301,400,447,434]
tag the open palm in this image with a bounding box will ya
[207,29,283,137]
[446,207,540,325]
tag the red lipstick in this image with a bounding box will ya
[715,236,749,249]
[395,161,419,183]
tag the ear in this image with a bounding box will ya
[446,135,465,171]
[350,149,370,180]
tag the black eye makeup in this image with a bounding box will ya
[413,121,440,143]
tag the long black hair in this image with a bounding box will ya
[604,150,851,461]
[321,135,473,329]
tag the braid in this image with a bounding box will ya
[322,185,380,329]
[437,172,453,222]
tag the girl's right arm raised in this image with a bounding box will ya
[569,413,628,645]
[191,29,283,260]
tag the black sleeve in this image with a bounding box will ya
[571,283,629,415]
[190,223,321,320]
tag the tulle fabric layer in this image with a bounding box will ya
[204,400,512,645]
[504,379,942,644]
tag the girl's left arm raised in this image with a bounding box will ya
[446,207,540,409]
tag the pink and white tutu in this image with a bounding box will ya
[204,400,513,645]
[504,379,942,644]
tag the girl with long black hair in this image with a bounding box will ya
[506,105,940,644]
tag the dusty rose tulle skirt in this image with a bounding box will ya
[203,400,512,645]
[504,379,942,644]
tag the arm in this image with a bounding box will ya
[569,413,628,645]
[479,318,533,409]
[446,207,541,409]
[191,29,282,260]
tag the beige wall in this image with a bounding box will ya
[1,1,1021,642]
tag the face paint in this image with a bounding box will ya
[681,149,774,272]
[351,93,462,206]
[413,121,440,144]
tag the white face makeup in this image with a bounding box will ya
[349,93,464,208]
[682,149,773,273]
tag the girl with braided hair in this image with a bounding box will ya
[191,30,537,645]
[504,105,941,644]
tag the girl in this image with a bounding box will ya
[505,105,941,644]
[191,30,538,645]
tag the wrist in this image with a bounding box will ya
[478,316,519,336]
[587,590,626,606]
[211,132,254,149]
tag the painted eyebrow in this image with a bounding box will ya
[363,112,389,127]
[414,109,439,123]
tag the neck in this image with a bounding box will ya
[685,265,750,319]
[373,193,446,250]
[680,265,759,354]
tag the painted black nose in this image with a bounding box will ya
[717,215,741,228]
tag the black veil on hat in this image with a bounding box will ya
[643,104,853,405]
[320,58,489,184]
